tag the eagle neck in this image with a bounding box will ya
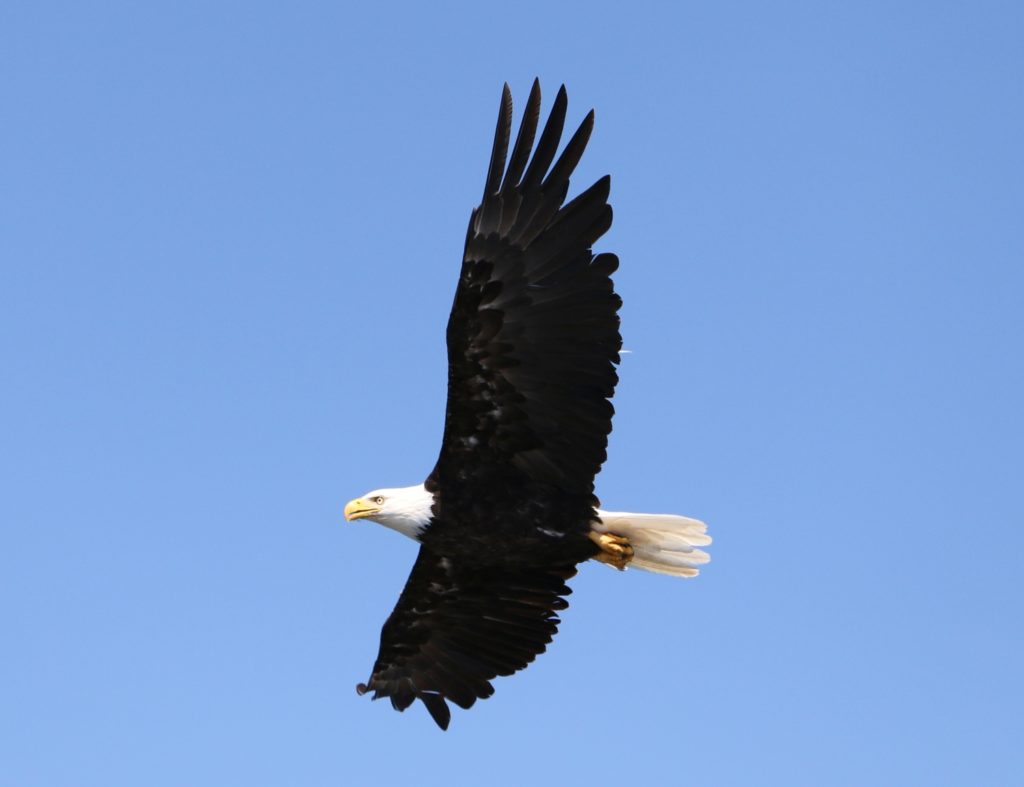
[377,483,434,541]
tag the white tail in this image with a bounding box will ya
[594,510,712,577]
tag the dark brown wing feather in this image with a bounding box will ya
[426,79,621,501]
[357,547,576,730]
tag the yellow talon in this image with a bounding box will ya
[589,531,634,571]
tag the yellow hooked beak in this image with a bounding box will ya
[344,498,380,522]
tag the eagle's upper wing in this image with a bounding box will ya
[357,546,576,729]
[425,80,622,501]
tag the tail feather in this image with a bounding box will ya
[594,510,711,578]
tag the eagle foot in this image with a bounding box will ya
[589,531,634,571]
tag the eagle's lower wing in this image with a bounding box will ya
[426,80,621,500]
[357,546,576,729]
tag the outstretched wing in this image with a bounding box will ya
[426,80,622,502]
[357,547,576,730]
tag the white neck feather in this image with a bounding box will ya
[366,483,434,540]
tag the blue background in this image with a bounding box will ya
[3,2,1022,785]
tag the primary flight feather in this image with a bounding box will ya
[344,80,711,730]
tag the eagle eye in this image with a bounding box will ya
[373,496,385,505]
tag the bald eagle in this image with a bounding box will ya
[344,81,711,730]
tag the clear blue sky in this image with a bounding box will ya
[3,2,1022,785]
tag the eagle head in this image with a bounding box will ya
[344,484,433,540]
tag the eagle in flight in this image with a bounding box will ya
[344,80,711,729]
